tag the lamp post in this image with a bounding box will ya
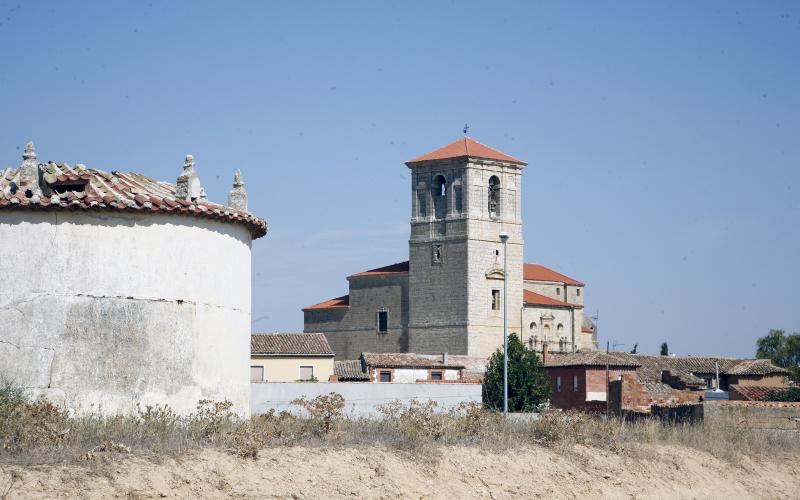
[499,232,509,415]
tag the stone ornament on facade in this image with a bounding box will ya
[175,154,203,202]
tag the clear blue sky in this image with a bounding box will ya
[1,1,798,357]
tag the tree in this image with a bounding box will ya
[630,344,638,354]
[482,333,551,412]
[756,329,800,383]
[660,342,669,356]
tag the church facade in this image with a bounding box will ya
[303,137,597,360]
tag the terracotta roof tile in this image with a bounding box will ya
[251,333,334,356]
[334,360,369,381]
[545,352,641,368]
[523,263,584,286]
[729,385,788,401]
[302,294,350,311]
[406,137,526,165]
[0,160,267,238]
[361,352,465,369]
[523,290,581,308]
[349,261,409,278]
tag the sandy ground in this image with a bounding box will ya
[2,444,798,499]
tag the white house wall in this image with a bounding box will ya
[0,211,253,415]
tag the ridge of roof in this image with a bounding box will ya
[523,263,584,286]
[349,261,409,278]
[406,137,526,165]
[302,294,350,311]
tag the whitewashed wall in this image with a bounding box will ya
[0,210,253,415]
[251,382,482,417]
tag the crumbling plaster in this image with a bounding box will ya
[0,210,253,415]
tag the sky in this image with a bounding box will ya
[1,1,797,358]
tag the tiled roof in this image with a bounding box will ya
[607,353,790,384]
[523,290,581,309]
[349,261,410,278]
[0,152,267,238]
[303,295,350,311]
[334,360,369,381]
[251,333,334,356]
[362,352,465,369]
[726,359,790,376]
[406,137,526,165]
[523,263,584,286]
[544,352,641,368]
[729,385,787,401]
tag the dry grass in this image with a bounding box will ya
[1,383,798,466]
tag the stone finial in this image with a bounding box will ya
[22,142,36,161]
[227,169,248,211]
[175,154,203,202]
[18,141,42,196]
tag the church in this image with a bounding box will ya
[303,137,597,360]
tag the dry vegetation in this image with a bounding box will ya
[1,382,798,468]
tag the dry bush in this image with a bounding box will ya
[190,400,237,443]
[227,419,272,459]
[0,382,70,454]
[291,393,345,437]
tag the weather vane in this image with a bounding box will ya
[463,123,470,135]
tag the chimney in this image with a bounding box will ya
[542,343,549,364]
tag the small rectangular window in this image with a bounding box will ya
[573,375,579,392]
[491,290,501,310]
[430,371,443,381]
[250,366,264,383]
[556,288,561,296]
[377,310,388,332]
[299,366,314,380]
[576,289,581,296]
[380,370,392,383]
[557,376,562,392]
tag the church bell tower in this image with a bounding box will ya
[405,137,526,357]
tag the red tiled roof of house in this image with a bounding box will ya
[0,157,267,238]
[251,333,333,356]
[523,290,582,309]
[334,360,370,381]
[406,137,526,165]
[545,352,641,368]
[362,352,466,369]
[729,385,787,401]
[523,263,584,286]
[302,294,350,311]
[349,261,409,278]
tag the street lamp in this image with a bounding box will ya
[499,232,509,415]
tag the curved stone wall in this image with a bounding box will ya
[0,210,252,415]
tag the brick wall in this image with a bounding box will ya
[546,366,636,410]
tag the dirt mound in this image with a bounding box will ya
[2,444,798,499]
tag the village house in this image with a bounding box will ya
[250,333,335,383]
[304,137,596,360]
[545,350,791,412]
[0,143,267,415]
[543,348,640,411]
[333,352,474,383]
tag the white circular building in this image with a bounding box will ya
[0,143,267,415]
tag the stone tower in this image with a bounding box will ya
[405,137,526,357]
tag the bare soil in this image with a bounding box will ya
[2,444,798,499]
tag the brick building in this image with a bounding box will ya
[543,349,640,411]
[303,137,596,360]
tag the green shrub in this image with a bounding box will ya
[482,333,551,412]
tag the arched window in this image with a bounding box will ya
[557,323,564,333]
[433,175,447,219]
[488,175,501,217]
[543,324,551,338]
[529,322,537,333]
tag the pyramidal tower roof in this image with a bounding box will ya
[406,136,526,165]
